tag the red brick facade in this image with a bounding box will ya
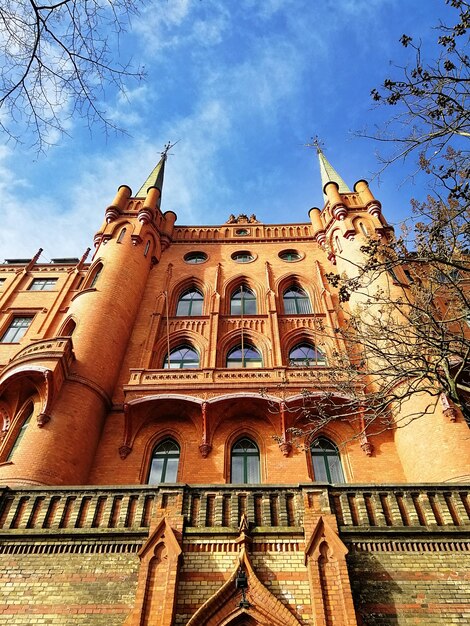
[0,153,468,624]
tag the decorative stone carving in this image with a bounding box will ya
[226,213,259,224]
[119,444,132,459]
[199,443,212,458]
[36,413,51,428]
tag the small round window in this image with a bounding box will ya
[236,228,249,236]
[184,251,208,264]
[231,251,255,263]
[279,249,302,262]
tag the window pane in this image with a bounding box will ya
[29,279,57,291]
[176,300,191,316]
[246,456,260,483]
[297,297,311,314]
[191,299,203,315]
[165,457,179,482]
[284,298,297,314]
[148,458,164,483]
[1,317,32,343]
[311,438,344,483]
[244,298,257,315]
[226,344,262,368]
[231,299,242,315]
[231,456,244,483]
[312,456,328,482]
[164,345,199,369]
[7,408,33,460]
[328,457,345,483]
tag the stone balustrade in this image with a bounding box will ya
[1,337,74,376]
[126,366,339,388]
[0,484,468,537]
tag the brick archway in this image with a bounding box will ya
[186,545,302,626]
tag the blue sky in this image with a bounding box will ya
[0,0,452,260]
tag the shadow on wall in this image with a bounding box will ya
[348,551,401,626]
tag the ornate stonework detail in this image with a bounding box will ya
[119,444,132,459]
[36,413,50,428]
[199,442,212,458]
[360,439,374,456]
[440,393,458,422]
[226,213,259,224]
[279,440,292,457]
[105,206,120,223]
[332,204,348,220]
[367,201,382,218]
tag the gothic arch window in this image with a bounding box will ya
[163,345,200,369]
[117,227,127,243]
[311,437,345,483]
[176,289,204,316]
[230,286,257,315]
[148,439,180,484]
[6,403,34,461]
[231,438,260,484]
[289,342,327,366]
[283,286,312,314]
[226,343,262,368]
[88,263,103,289]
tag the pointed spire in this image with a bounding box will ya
[317,149,351,195]
[307,137,351,196]
[135,141,175,198]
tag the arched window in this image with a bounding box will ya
[226,343,262,368]
[148,439,180,484]
[289,342,327,366]
[311,437,344,483]
[6,405,34,461]
[230,286,257,315]
[117,227,127,243]
[231,438,260,484]
[176,289,203,316]
[163,345,200,369]
[60,318,76,337]
[89,263,103,289]
[283,286,311,314]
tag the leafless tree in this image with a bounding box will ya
[0,0,145,150]
[271,2,470,444]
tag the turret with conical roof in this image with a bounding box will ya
[309,146,389,267]
[0,147,178,486]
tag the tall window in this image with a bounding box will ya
[231,438,260,484]
[28,278,58,291]
[1,317,33,343]
[230,286,257,315]
[311,437,344,483]
[226,343,262,368]
[89,264,103,288]
[6,406,34,461]
[289,342,327,366]
[176,289,203,316]
[148,439,180,483]
[283,286,311,314]
[117,228,127,243]
[163,345,200,369]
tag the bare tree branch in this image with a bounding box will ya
[0,0,145,151]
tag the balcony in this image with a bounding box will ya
[126,366,338,392]
[1,336,74,380]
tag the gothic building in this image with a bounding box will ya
[0,150,468,625]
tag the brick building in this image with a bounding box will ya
[0,149,469,625]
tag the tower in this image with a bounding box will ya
[0,148,468,625]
